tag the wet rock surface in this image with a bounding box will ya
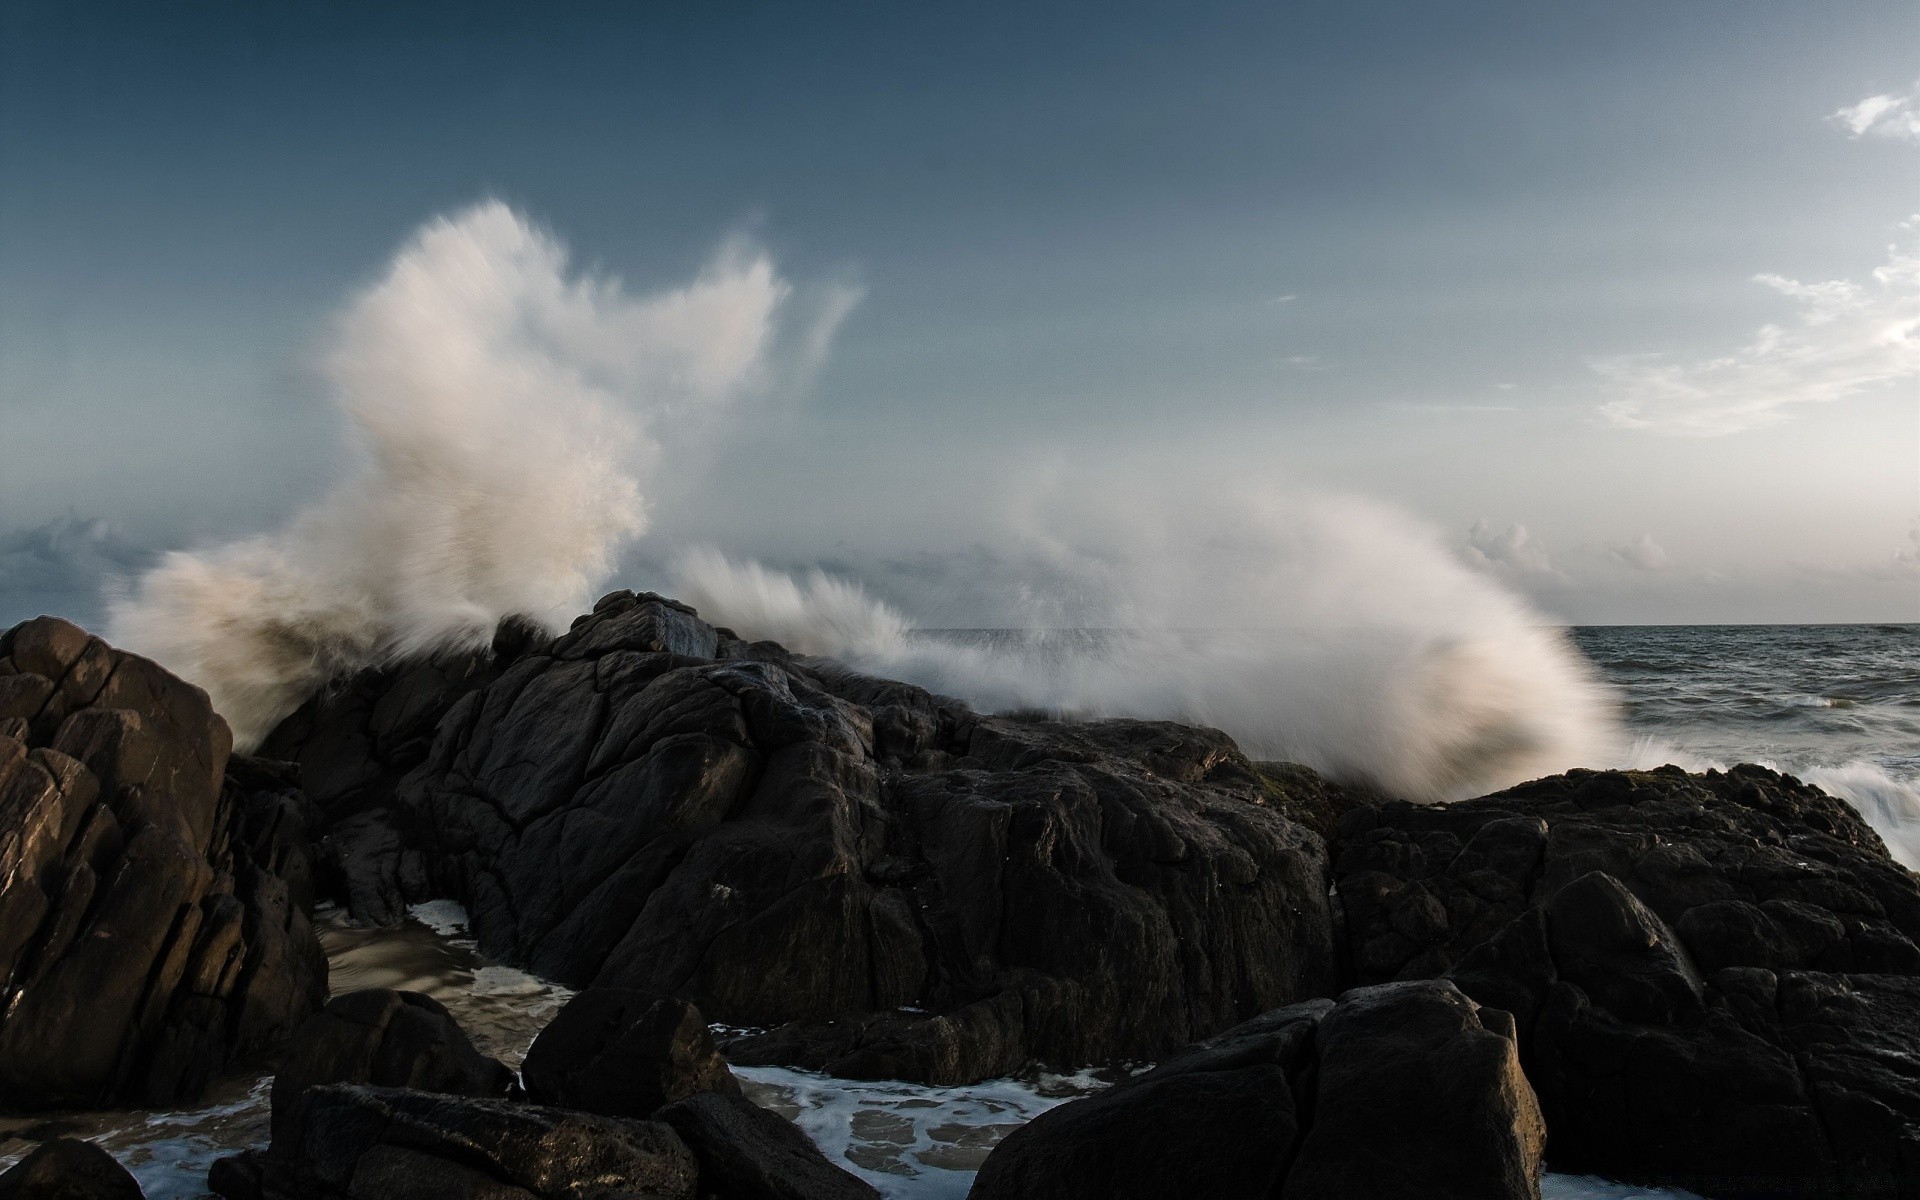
[967,978,1545,1200]
[522,989,741,1120]
[268,988,514,1140]
[659,1091,883,1200]
[0,1138,145,1199]
[219,1084,700,1200]
[0,617,327,1111]
[1333,769,1920,1196]
[267,592,1342,1083]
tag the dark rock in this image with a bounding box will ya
[0,618,327,1110]
[521,989,739,1119]
[269,988,514,1139]
[1329,766,1920,1195]
[265,593,1340,1082]
[1279,981,1544,1200]
[1332,765,1920,988]
[235,1084,698,1200]
[968,980,1543,1200]
[0,1139,144,1199]
[658,1091,881,1200]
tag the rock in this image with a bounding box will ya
[521,989,740,1119]
[268,988,514,1139]
[1279,981,1544,1200]
[658,1091,882,1200]
[0,618,327,1110]
[1330,766,1920,1194]
[1332,765,1920,988]
[0,1139,144,1199]
[968,980,1543,1200]
[265,593,1340,1082]
[231,1084,699,1200]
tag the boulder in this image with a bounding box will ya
[265,593,1341,1082]
[968,979,1544,1200]
[268,988,514,1139]
[222,1084,698,1200]
[0,1139,144,1199]
[0,618,327,1110]
[658,1091,882,1200]
[521,989,740,1119]
[1332,765,1920,988]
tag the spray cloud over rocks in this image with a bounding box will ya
[110,202,815,747]
[674,484,1624,803]
[114,201,1623,802]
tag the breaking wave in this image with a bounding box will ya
[109,201,814,747]
[111,202,1622,801]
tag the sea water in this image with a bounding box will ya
[13,623,1917,1198]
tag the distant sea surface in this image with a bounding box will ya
[1574,623,1920,864]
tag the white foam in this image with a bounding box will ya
[671,484,1623,805]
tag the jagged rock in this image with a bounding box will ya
[967,979,1544,1200]
[225,1084,699,1200]
[521,989,740,1119]
[1332,765,1920,988]
[1330,767,1920,1194]
[658,1091,882,1200]
[268,988,515,1139]
[265,593,1341,1082]
[0,618,326,1110]
[0,1138,144,1199]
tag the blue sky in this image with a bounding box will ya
[3,0,1917,625]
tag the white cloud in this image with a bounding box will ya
[1270,293,1299,304]
[1607,533,1669,572]
[1595,220,1920,435]
[1832,84,1920,141]
[1465,520,1559,577]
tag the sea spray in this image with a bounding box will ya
[110,202,1625,802]
[110,202,804,747]
[671,482,1625,803]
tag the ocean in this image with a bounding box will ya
[5,622,1914,1199]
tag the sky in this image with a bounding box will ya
[2,0,1917,628]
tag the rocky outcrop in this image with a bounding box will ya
[215,988,877,1200]
[265,592,1341,1082]
[1333,765,1920,989]
[1331,769,1920,1196]
[221,1085,700,1200]
[659,1091,882,1200]
[522,989,741,1119]
[268,988,515,1139]
[0,618,326,1110]
[968,978,1544,1200]
[0,1139,144,1199]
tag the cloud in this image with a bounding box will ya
[0,515,152,626]
[1387,402,1518,414]
[1607,533,1669,572]
[1465,520,1559,577]
[1279,354,1325,370]
[1594,220,1920,435]
[1270,293,1299,304]
[1832,84,1920,141]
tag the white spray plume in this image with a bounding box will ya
[672,484,1625,804]
[110,201,811,747]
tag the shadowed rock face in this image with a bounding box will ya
[1328,770,1920,1197]
[264,592,1342,1083]
[0,617,327,1111]
[0,1137,145,1200]
[236,1085,700,1200]
[967,979,1545,1200]
[522,989,742,1120]
[269,988,515,1142]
